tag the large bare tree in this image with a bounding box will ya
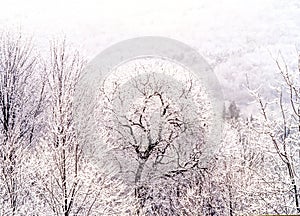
[99,60,212,215]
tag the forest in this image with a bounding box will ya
[0,31,299,216]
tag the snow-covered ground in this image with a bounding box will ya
[1,0,300,112]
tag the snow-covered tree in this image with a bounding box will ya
[27,39,136,215]
[0,31,45,215]
[98,59,213,215]
[249,53,300,214]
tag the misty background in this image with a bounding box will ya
[1,0,300,113]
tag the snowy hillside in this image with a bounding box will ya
[1,0,300,110]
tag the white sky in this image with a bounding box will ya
[1,0,300,109]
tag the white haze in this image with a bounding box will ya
[1,0,300,112]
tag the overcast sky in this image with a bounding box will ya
[1,0,300,108]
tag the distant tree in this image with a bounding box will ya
[228,101,240,119]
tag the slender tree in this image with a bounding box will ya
[0,31,45,215]
[29,39,136,215]
[249,53,300,214]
